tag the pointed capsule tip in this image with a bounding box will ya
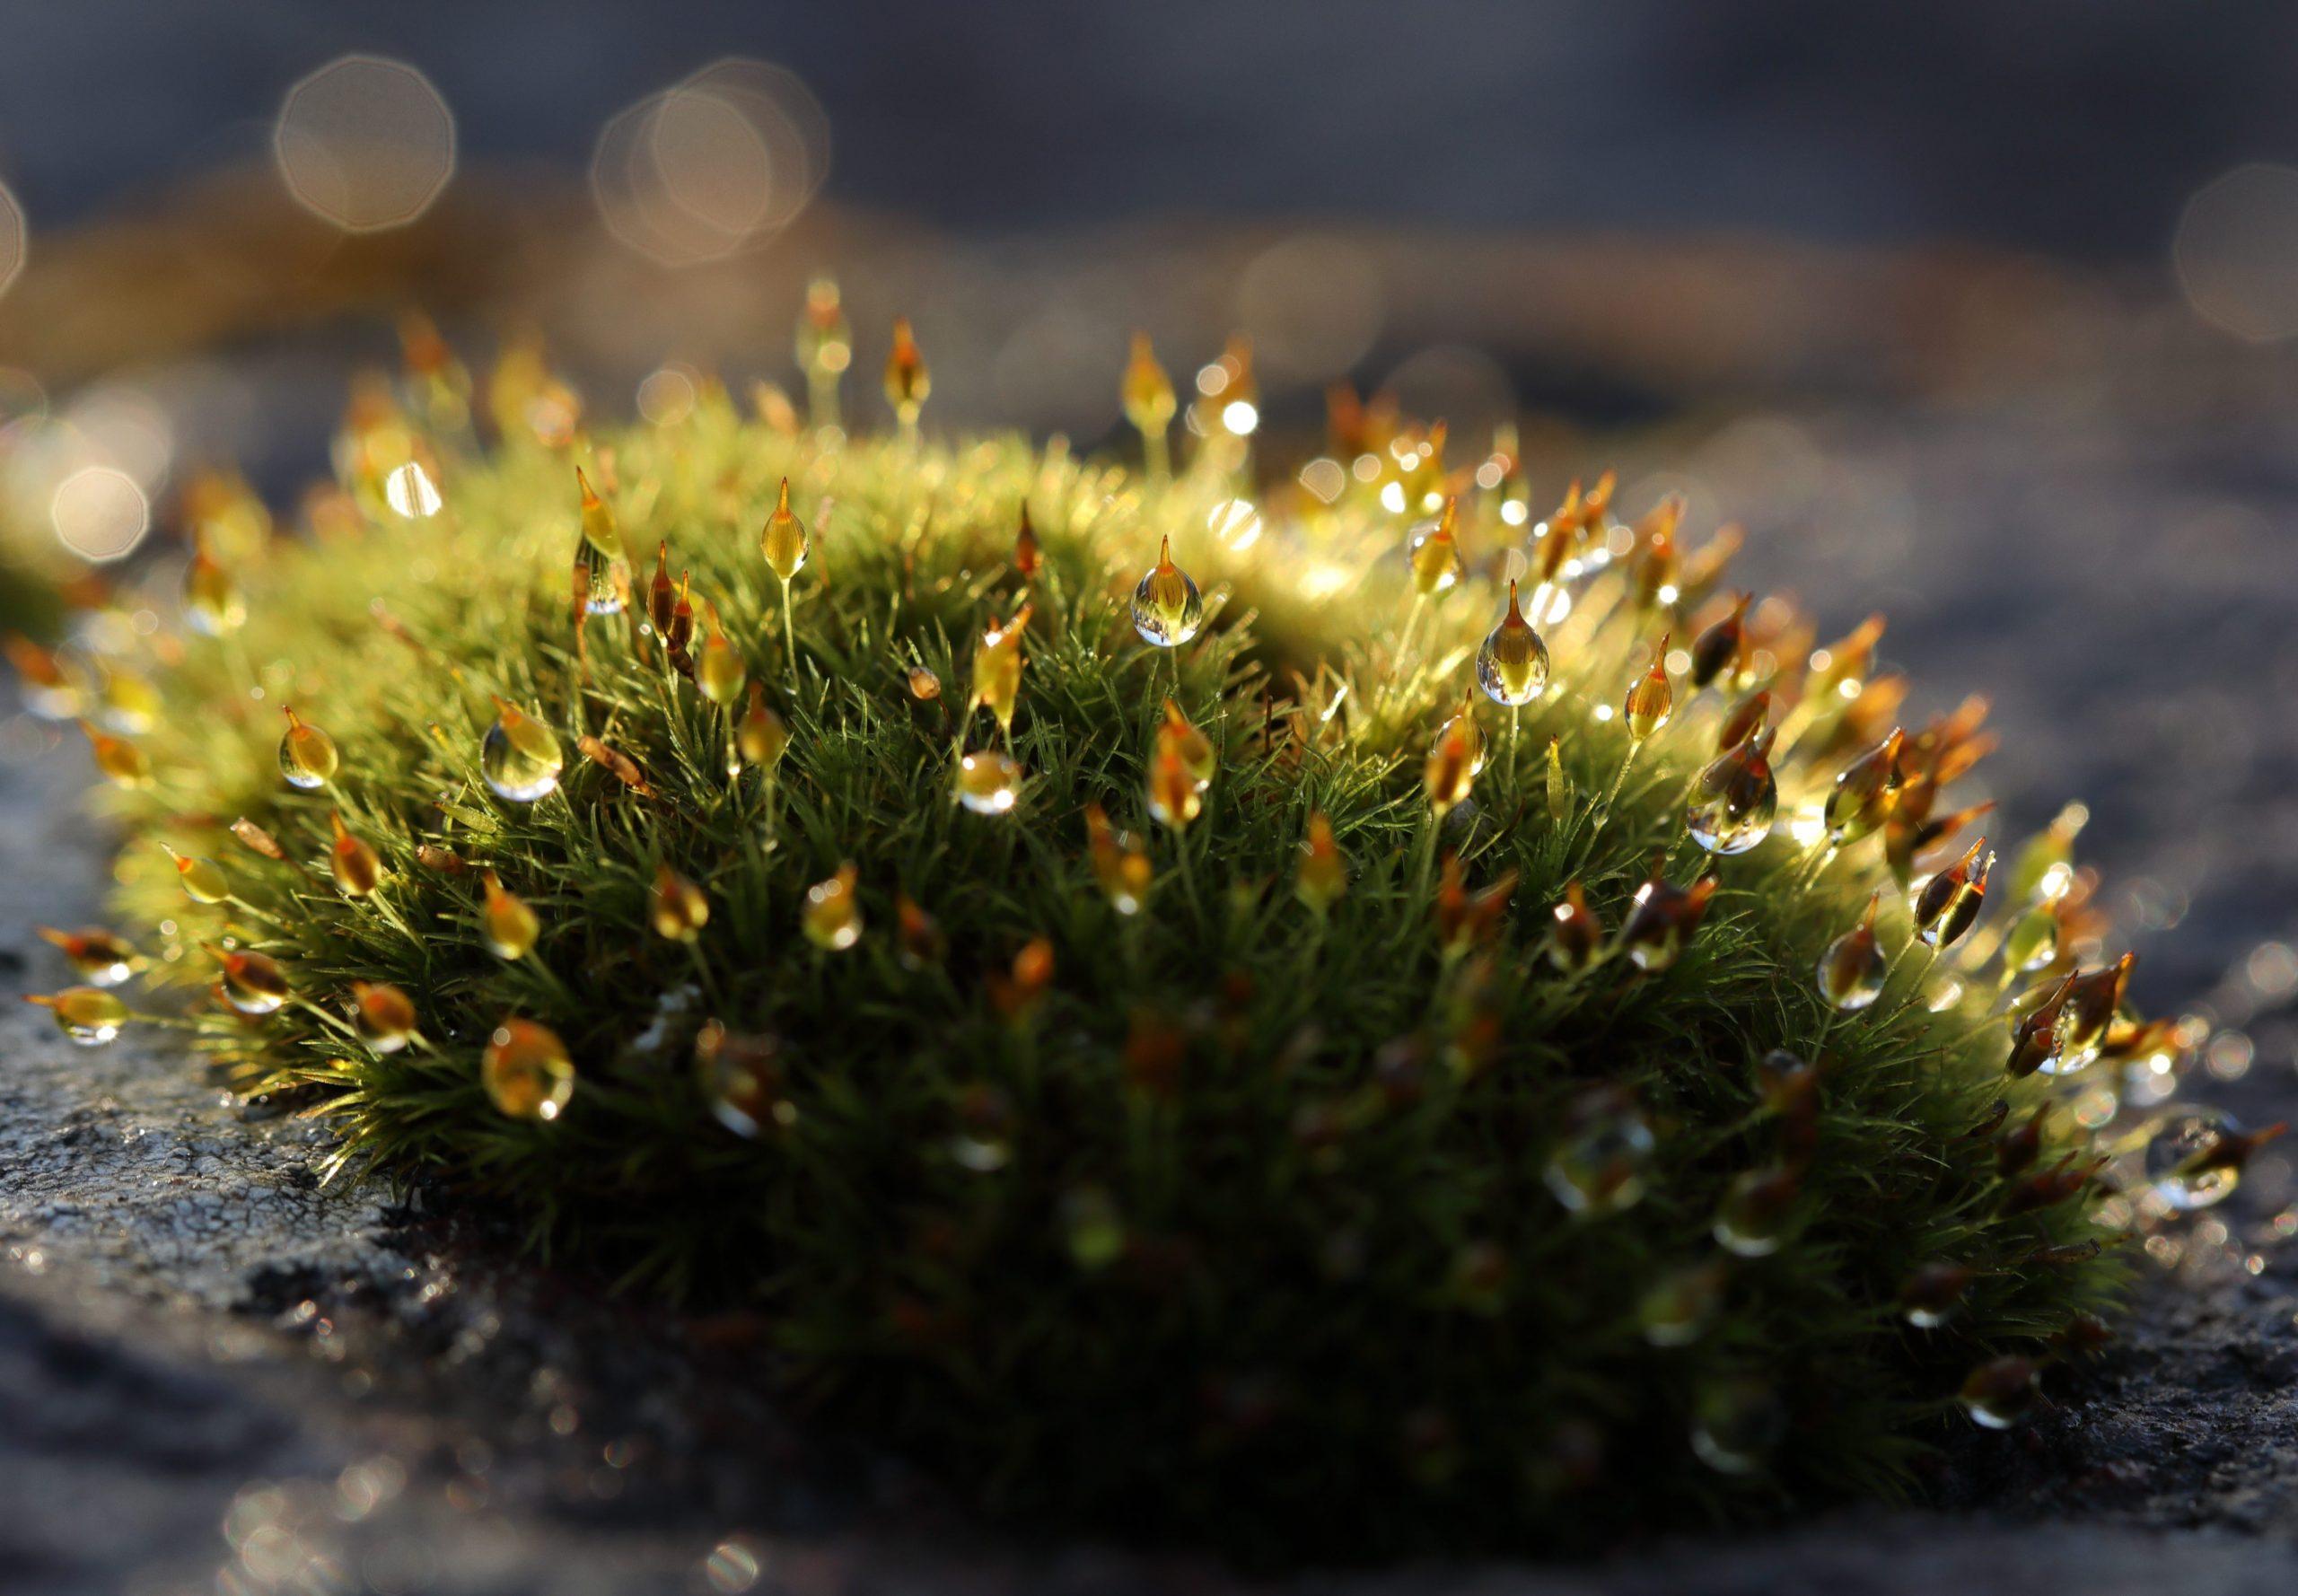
[776,478,791,513]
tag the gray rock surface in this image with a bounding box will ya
[4,378,2298,1592]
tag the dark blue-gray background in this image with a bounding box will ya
[3,0,2294,259]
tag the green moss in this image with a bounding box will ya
[91,390,2115,1560]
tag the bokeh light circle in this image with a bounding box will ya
[50,467,150,563]
[2174,162,2298,343]
[275,56,456,232]
[592,57,829,267]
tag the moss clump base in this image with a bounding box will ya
[85,389,2118,1562]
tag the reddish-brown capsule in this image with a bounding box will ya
[1548,881,1603,973]
[1911,837,1992,950]
[1619,867,1718,973]
[1623,633,1673,741]
[1688,594,1750,689]
[1434,854,1516,953]
[1013,504,1041,580]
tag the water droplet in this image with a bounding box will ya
[1899,1261,1973,1329]
[697,1022,785,1139]
[1912,837,1992,949]
[37,925,137,986]
[1823,729,1906,847]
[1689,594,1750,689]
[1959,1355,2039,1429]
[1714,1167,1799,1257]
[761,478,809,581]
[650,864,709,942]
[1687,728,1777,855]
[1295,811,1346,915]
[329,811,383,897]
[1157,699,1215,790]
[737,683,789,770]
[481,700,564,803]
[574,469,628,616]
[2049,953,2135,1074]
[1641,1262,1727,1346]
[803,863,863,951]
[1690,1380,1785,1475]
[955,750,1023,815]
[1404,499,1461,596]
[1086,803,1153,912]
[26,986,128,1046]
[1424,715,1478,818]
[1131,536,1204,647]
[480,871,539,960]
[969,604,1031,732]
[1475,580,1550,706]
[184,531,247,636]
[1548,881,1603,972]
[2144,1105,2286,1212]
[482,1018,574,1121]
[1620,870,1718,973]
[276,706,338,789]
[1146,741,1203,829]
[209,944,290,1015]
[1817,895,1886,1011]
[163,846,232,904]
[1623,633,1673,741]
[1061,1185,1126,1269]
[1543,1090,1655,1216]
[353,982,417,1053]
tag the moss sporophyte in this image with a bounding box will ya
[7,297,2244,1558]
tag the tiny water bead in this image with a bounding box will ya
[27,987,130,1046]
[1823,728,1906,847]
[481,1018,575,1121]
[1132,535,1205,647]
[163,846,232,905]
[329,811,384,898]
[574,468,628,616]
[1474,580,1550,706]
[352,981,418,1053]
[650,864,710,943]
[1689,1380,1786,1476]
[954,750,1023,815]
[480,699,565,803]
[1817,895,1887,1012]
[1715,1167,1799,1258]
[761,478,809,582]
[480,871,540,960]
[1404,498,1461,596]
[803,864,864,951]
[1959,1355,2039,1430]
[1623,634,1673,741]
[1686,728,1778,855]
[2051,953,2135,1074]
[1542,1091,1656,1216]
[209,944,290,1015]
[277,706,339,789]
[37,925,137,986]
[2143,1106,2287,1212]
[183,531,247,636]
[1899,1261,1974,1329]
[1912,837,1992,949]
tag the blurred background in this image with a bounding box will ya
[9,7,2298,1591]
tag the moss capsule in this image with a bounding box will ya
[481,1018,575,1120]
[26,986,130,1046]
[1132,535,1205,647]
[480,699,564,803]
[480,871,540,960]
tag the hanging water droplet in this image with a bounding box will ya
[1548,881,1603,972]
[1086,803,1153,912]
[803,863,864,951]
[37,925,137,987]
[1131,535,1205,647]
[2049,953,2135,1074]
[1912,837,1993,949]
[969,604,1032,733]
[1543,1090,1655,1216]
[1424,715,1478,818]
[1157,699,1215,790]
[696,1022,787,1139]
[696,620,746,706]
[761,478,810,582]
[1823,729,1906,847]
[4,634,80,720]
[353,981,418,1054]
[574,469,628,616]
[163,846,231,905]
[1899,1261,1974,1329]
[482,1018,575,1121]
[1688,594,1750,689]
[1689,1380,1785,1475]
[1295,811,1347,915]
[1620,871,1718,973]
[26,987,129,1046]
[1623,633,1673,741]
[650,864,709,943]
[1686,728,1777,855]
[1959,1355,2039,1430]
[1714,1167,1799,1258]
[737,683,789,770]
[955,750,1023,815]
[480,700,564,803]
[1475,581,1549,706]
[1404,498,1462,596]
[2000,904,2061,976]
[480,871,540,960]
[1640,1262,1727,1347]
[2144,1105,2286,1212]
[85,722,152,789]
[1816,895,1887,1011]
[208,944,290,1015]
[275,706,338,789]
[329,811,383,897]
[183,531,247,636]
[1146,742,1203,829]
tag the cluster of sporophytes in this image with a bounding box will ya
[13,295,2266,1559]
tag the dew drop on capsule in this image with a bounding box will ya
[1714,1167,1798,1258]
[276,706,338,789]
[37,925,137,987]
[955,750,1023,814]
[1685,727,1777,855]
[2144,1105,2286,1212]
[803,863,864,951]
[208,943,290,1015]
[1405,498,1462,597]
[85,722,152,789]
[481,1018,575,1121]
[1959,1355,2039,1430]
[1898,1261,1973,1329]
[480,699,564,803]
[697,1021,785,1139]
[1816,893,1887,1012]
[480,871,540,960]
[1131,535,1205,647]
[1689,1380,1785,1476]
[1640,1262,1726,1347]
[574,469,627,616]
[650,864,709,943]
[1543,1091,1655,1217]
[761,478,810,582]
[1146,743,1203,830]
[1475,580,1549,706]
[25,986,129,1046]
[163,846,232,905]
[183,531,247,636]
[353,981,418,1054]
